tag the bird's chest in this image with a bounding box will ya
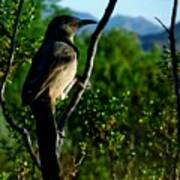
[49,59,77,100]
[53,59,77,86]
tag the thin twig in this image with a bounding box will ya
[74,154,86,168]
[0,0,40,168]
[57,0,118,131]
[155,17,170,34]
[1,101,40,168]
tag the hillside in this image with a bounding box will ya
[141,22,180,50]
[74,12,162,35]
[106,15,162,35]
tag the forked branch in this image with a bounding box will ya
[156,0,180,179]
[58,0,118,131]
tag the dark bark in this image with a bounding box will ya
[169,0,180,179]
[157,0,180,179]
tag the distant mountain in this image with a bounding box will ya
[43,9,163,36]
[74,11,180,51]
[44,9,180,50]
[141,22,180,50]
[74,12,97,21]
[106,15,162,35]
[73,12,163,35]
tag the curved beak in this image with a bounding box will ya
[79,19,97,27]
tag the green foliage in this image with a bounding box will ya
[0,172,11,180]
[66,30,177,179]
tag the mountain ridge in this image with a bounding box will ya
[74,11,180,50]
[74,11,163,35]
[141,22,180,50]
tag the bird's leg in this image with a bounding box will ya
[76,75,91,89]
[62,75,91,100]
[50,98,65,158]
[56,77,79,155]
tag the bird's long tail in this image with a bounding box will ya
[31,96,60,180]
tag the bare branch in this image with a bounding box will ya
[170,0,178,34]
[156,0,180,178]
[155,17,170,34]
[74,153,86,169]
[169,0,180,142]
[1,101,40,168]
[0,0,40,168]
[57,0,118,131]
[166,0,180,179]
[63,77,78,98]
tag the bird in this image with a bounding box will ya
[22,15,96,109]
[21,15,96,179]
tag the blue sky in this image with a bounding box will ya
[60,0,180,26]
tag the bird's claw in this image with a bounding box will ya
[77,76,91,89]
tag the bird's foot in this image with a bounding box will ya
[77,76,91,89]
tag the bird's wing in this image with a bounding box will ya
[22,41,77,105]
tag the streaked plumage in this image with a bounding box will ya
[22,41,77,106]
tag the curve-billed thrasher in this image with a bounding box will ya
[22,15,96,180]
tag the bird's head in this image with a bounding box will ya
[45,15,97,42]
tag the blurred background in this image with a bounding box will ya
[0,0,180,179]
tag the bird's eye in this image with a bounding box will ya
[69,22,78,29]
